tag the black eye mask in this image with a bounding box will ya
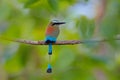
[52,22,65,26]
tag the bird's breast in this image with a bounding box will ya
[46,27,59,38]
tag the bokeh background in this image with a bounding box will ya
[0,0,120,80]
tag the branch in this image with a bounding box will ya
[1,37,120,45]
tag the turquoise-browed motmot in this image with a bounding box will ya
[45,20,65,73]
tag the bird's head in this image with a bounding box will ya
[49,20,65,27]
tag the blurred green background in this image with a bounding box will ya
[0,0,120,80]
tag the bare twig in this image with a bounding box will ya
[1,37,120,45]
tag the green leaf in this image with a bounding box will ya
[18,0,28,3]
[76,16,95,39]
[47,0,59,11]
[24,0,39,8]
[0,2,10,21]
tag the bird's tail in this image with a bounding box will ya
[47,64,52,73]
[48,43,52,55]
[47,43,52,73]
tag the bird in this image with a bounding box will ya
[45,20,65,73]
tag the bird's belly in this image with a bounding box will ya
[50,30,59,37]
[45,30,59,43]
[45,36,56,43]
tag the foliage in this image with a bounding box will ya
[0,0,120,80]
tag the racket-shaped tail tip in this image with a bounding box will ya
[47,64,52,73]
[47,68,52,73]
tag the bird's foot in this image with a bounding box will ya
[45,40,55,44]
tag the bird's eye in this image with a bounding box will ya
[52,23,56,26]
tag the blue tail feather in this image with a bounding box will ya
[48,43,52,55]
[47,64,52,73]
[48,64,51,69]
